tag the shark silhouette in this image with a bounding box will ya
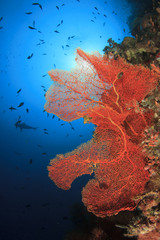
[15,120,38,131]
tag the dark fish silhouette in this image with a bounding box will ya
[94,7,98,11]
[62,45,64,49]
[54,30,59,33]
[28,26,36,30]
[25,12,32,15]
[26,108,29,113]
[66,45,69,47]
[17,102,24,107]
[9,106,17,111]
[61,20,63,24]
[29,159,32,164]
[0,27,3,30]
[42,152,47,155]
[42,74,47,77]
[41,85,45,88]
[69,122,75,130]
[52,115,55,119]
[15,121,38,131]
[104,14,107,17]
[25,204,31,208]
[103,22,106,27]
[17,88,22,94]
[57,23,61,27]
[61,4,65,6]
[44,131,48,134]
[32,2,43,10]
[71,36,75,38]
[91,20,95,23]
[56,6,59,10]
[27,53,33,59]
[0,17,3,21]
[37,144,43,148]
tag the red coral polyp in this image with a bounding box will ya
[45,48,159,217]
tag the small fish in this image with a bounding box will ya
[57,23,61,27]
[61,3,65,6]
[79,134,83,137]
[123,28,125,32]
[26,108,29,113]
[94,7,98,11]
[61,20,63,24]
[42,53,47,55]
[29,159,32,164]
[9,106,17,111]
[97,12,100,15]
[25,12,32,15]
[42,74,47,77]
[71,36,75,38]
[25,204,31,208]
[42,152,47,155]
[38,30,42,33]
[37,144,43,148]
[56,6,59,10]
[32,3,43,10]
[41,85,45,88]
[103,14,107,17]
[91,20,95,23]
[27,53,33,59]
[28,26,36,30]
[44,128,48,131]
[17,102,24,107]
[0,26,3,30]
[47,113,49,117]
[68,36,70,40]
[17,88,22,94]
[44,131,48,134]
[0,17,3,21]
[52,115,55,119]
[62,45,64,49]
[54,64,56,68]
[54,30,59,33]
[66,45,69,47]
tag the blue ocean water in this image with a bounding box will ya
[0,0,150,239]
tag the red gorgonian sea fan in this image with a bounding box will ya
[44,48,159,218]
